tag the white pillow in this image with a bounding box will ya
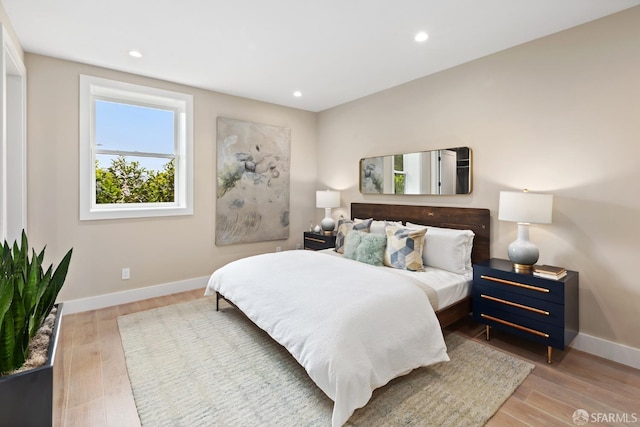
[355,219,402,234]
[406,222,475,274]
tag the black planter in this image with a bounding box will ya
[0,303,63,427]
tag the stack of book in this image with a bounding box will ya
[533,264,567,280]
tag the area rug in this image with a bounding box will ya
[118,298,534,427]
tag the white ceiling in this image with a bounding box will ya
[3,0,640,112]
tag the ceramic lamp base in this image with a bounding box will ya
[320,212,335,235]
[507,223,539,271]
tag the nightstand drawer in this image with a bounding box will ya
[473,284,564,326]
[303,232,336,251]
[474,266,564,304]
[477,309,565,349]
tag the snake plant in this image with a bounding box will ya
[0,231,72,375]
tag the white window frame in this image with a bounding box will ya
[79,75,193,220]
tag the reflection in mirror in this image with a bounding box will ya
[360,147,471,195]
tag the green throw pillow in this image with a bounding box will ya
[344,230,386,266]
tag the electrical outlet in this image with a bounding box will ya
[296,243,302,250]
[122,268,130,280]
[276,246,282,252]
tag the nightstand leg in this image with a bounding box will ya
[485,325,490,341]
[547,346,553,364]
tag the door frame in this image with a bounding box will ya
[0,24,27,243]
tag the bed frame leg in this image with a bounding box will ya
[216,292,220,311]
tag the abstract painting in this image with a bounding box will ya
[360,156,385,194]
[216,117,291,245]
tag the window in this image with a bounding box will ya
[79,75,193,220]
[393,154,406,194]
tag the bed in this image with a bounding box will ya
[205,203,490,426]
[349,203,490,327]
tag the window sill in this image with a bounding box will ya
[80,204,193,221]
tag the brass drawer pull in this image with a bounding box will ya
[481,275,550,293]
[304,237,326,244]
[481,313,550,338]
[481,294,550,315]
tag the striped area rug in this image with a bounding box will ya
[118,298,534,426]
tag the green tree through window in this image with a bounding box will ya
[96,156,175,204]
[394,154,405,194]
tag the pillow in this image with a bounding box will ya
[343,230,387,266]
[384,225,427,271]
[406,222,475,274]
[355,219,403,234]
[335,218,373,254]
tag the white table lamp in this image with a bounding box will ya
[499,190,553,272]
[316,190,340,235]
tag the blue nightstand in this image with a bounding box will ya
[472,258,579,363]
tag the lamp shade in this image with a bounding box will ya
[316,190,340,208]
[498,191,553,224]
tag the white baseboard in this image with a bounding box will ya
[61,276,209,315]
[572,332,640,370]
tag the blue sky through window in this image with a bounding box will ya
[95,100,175,171]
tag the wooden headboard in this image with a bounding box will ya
[351,203,491,265]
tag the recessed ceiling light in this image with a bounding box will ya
[293,91,302,97]
[414,32,429,42]
[129,50,143,58]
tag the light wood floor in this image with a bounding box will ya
[56,289,640,426]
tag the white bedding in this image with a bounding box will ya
[397,266,472,310]
[318,248,472,310]
[205,250,449,426]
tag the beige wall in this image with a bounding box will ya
[317,7,640,349]
[25,54,317,302]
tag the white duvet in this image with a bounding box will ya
[205,250,449,426]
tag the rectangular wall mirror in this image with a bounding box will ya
[360,147,471,195]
